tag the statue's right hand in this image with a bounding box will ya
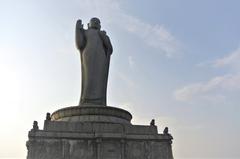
[76,19,83,29]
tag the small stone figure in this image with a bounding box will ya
[32,121,39,130]
[150,119,155,126]
[46,112,51,121]
[163,127,169,135]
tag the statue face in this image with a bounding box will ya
[89,18,101,30]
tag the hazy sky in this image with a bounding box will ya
[0,0,240,158]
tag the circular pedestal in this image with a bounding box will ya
[51,106,132,124]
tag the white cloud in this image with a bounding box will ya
[174,46,240,102]
[174,74,240,101]
[213,46,240,70]
[116,13,181,57]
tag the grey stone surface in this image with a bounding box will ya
[27,120,173,159]
[43,120,158,134]
[76,18,113,106]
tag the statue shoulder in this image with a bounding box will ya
[100,30,108,37]
[99,30,111,42]
[98,30,113,55]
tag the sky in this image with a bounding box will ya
[0,0,240,158]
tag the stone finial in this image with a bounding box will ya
[163,127,169,134]
[33,121,39,130]
[46,112,51,121]
[150,119,155,126]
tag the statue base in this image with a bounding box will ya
[51,106,132,124]
[26,106,174,159]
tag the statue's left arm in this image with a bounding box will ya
[99,31,113,56]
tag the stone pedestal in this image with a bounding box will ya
[26,106,174,159]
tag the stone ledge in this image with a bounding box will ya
[43,120,158,134]
[29,130,173,141]
[51,106,132,124]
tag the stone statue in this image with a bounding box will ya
[163,127,169,135]
[46,112,51,121]
[26,17,174,159]
[150,119,155,126]
[75,18,113,106]
[32,121,39,131]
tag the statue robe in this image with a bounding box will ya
[76,27,112,106]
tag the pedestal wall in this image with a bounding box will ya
[26,106,174,159]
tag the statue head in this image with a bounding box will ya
[88,17,101,30]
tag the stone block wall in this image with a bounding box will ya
[27,136,173,159]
